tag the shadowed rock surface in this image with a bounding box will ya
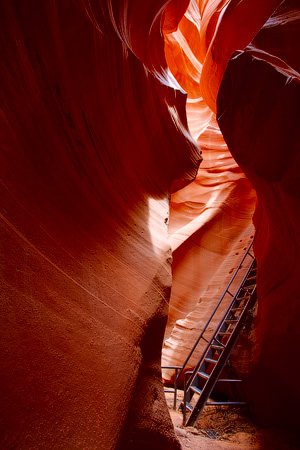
[0,1,200,448]
[1,0,300,448]
[162,0,300,435]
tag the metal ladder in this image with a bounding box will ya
[182,256,257,426]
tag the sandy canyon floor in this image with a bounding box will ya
[165,391,300,450]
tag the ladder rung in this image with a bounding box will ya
[235,297,246,302]
[248,274,256,279]
[198,371,209,379]
[242,284,256,289]
[185,401,193,412]
[178,252,257,428]
[212,343,224,350]
[190,386,202,395]
[205,357,218,364]
[235,295,250,301]
[217,378,243,383]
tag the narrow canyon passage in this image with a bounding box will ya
[162,0,300,434]
[1,1,300,449]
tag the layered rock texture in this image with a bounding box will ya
[162,3,257,376]
[1,0,300,449]
[0,1,200,449]
[163,0,300,433]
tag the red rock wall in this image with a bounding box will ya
[217,38,300,431]
[2,0,300,443]
[0,1,200,448]
[163,0,300,431]
[162,0,257,377]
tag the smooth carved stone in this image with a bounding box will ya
[162,0,256,382]
[196,0,283,112]
[163,1,300,434]
[217,50,300,430]
[0,1,200,449]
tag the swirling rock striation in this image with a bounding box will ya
[162,0,256,379]
[217,47,300,430]
[0,1,200,449]
[163,0,300,432]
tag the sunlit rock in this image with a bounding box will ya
[162,0,256,379]
[1,0,300,446]
[163,0,300,433]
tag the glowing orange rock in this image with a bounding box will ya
[163,0,300,432]
[198,0,283,112]
[162,0,256,379]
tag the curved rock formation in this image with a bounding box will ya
[162,0,257,376]
[163,0,300,433]
[2,0,300,446]
[217,43,300,433]
[0,1,200,449]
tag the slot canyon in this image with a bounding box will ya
[0,0,299,449]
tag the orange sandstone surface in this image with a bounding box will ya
[1,1,300,449]
[163,0,300,434]
[162,3,257,377]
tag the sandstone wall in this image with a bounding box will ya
[0,1,200,448]
[163,0,300,431]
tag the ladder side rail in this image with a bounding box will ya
[210,288,257,390]
[185,288,257,426]
[162,366,184,409]
[184,330,224,394]
[217,259,257,328]
[184,338,214,392]
[184,258,256,392]
[176,241,254,381]
[184,323,226,393]
[185,301,241,393]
